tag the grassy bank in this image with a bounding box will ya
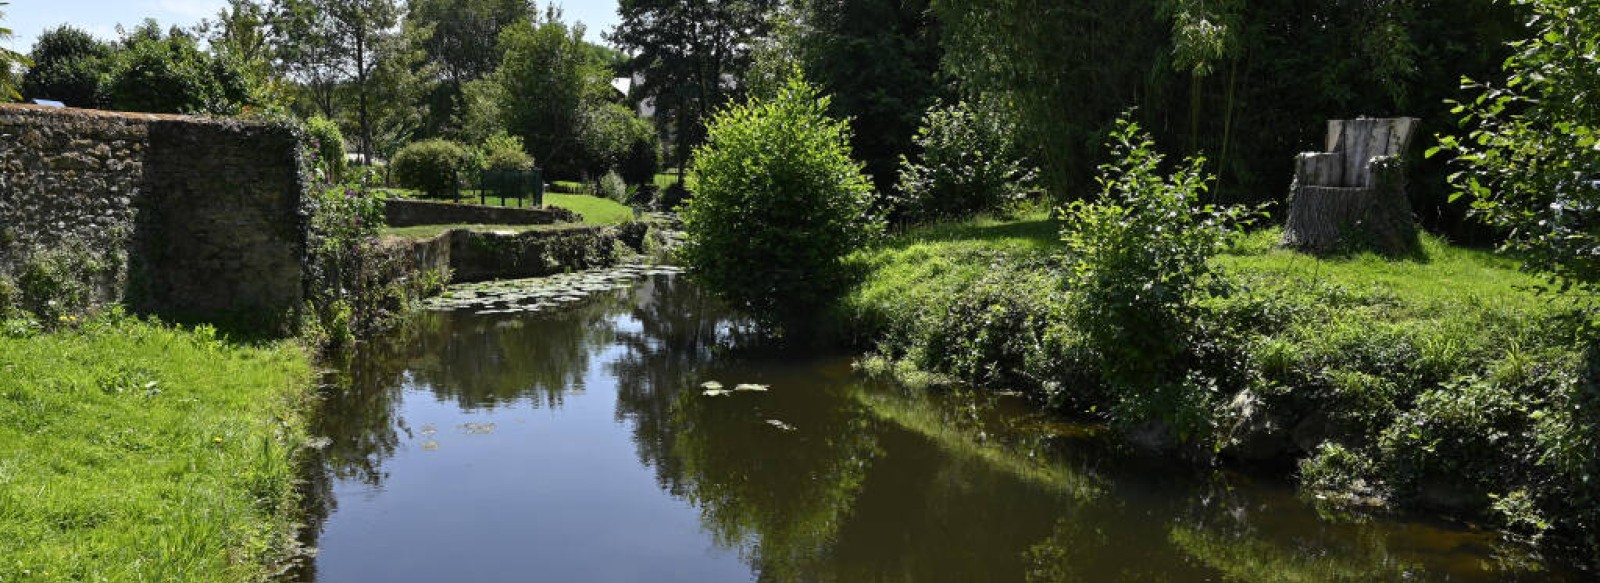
[0,313,314,581]
[381,221,600,240]
[837,213,1599,557]
[380,189,634,225]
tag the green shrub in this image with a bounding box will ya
[1438,0,1600,318]
[1059,113,1256,436]
[479,132,534,172]
[597,170,628,204]
[618,127,661,186]
[392,139,471,198]
[301,181,422,352]
[304,115,347,182]
[895,98,1041,222]
[680,75,883,328]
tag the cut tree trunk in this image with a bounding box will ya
[1282,118,1419,254]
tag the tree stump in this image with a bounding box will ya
[1282,118,1420,254]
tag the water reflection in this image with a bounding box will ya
[294,274,1579,582]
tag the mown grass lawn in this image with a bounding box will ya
[0,315,313,582]
[381,221,599,240]
[382,188,633,225]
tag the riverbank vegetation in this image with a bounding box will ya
[0,312,313,580]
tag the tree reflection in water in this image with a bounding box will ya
[294,274,1577,583]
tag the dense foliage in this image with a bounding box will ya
[681,76,882,328]
[19,25,110,107]
[305,114,347,181]
[790,0,944,193]
[610,0,773,175]
[467,9,608,178]
[1439,0,1600,312]
[0,2,25,102]
[933,0,1524,240]
[895,98,1040,222]
[477,132,534,172]
[1060,116,1256,432]
[19,22,258,114]
[391,138,471,198]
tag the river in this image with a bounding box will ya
[291,270,1575,582]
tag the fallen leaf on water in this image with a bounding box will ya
[733,384,770,392]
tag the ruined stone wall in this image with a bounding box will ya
[0,106,150,310]
[0,104,306,325]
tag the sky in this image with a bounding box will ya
[1,0,623,54]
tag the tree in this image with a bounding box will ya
[107,21,256,115]
[20,26,111,107]
[1439,0,1600,305]
[680,75,882,328]
[276,0,399,164]
[793,0,945,194]
[471,8,608,177]
[406,0,532,136]
[610,0,774,184]
[196,0,287,107]
[932,0,1523,237]
[0,2,26,103]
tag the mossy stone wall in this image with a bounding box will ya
[0,104,307,326]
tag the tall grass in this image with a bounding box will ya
[0,313,314,581]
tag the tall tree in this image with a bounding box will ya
[468,7,609,176]
[609,0,773,183]
[277,0,399,164]
[0,2,29,102]
[792,0,945,193]
[405,0,531,136]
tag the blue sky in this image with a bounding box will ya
[2,0,621,53]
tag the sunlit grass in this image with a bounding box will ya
[380,188,634,225]
[0,315,314,581]
[544,193,634,224]
[381,222,596,240]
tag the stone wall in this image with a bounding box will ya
[383,222,655,284]
[384,198,580,227]
[0,104,306,326]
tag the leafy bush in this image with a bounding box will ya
[1060,113,1256,434]
[391,139,471,198]
[301,179,423,352]
[21,25,111,107]
[1438,0,1600,320]
[681,75,883,328]
[618,126,661,186]
[896,98,1041,222]
[576,101,655,179]
[479,132,534,172]
[597,171,628,204]
[105,21,254,115]
[304,115,347,182]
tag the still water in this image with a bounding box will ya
[295,273,1577,582]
